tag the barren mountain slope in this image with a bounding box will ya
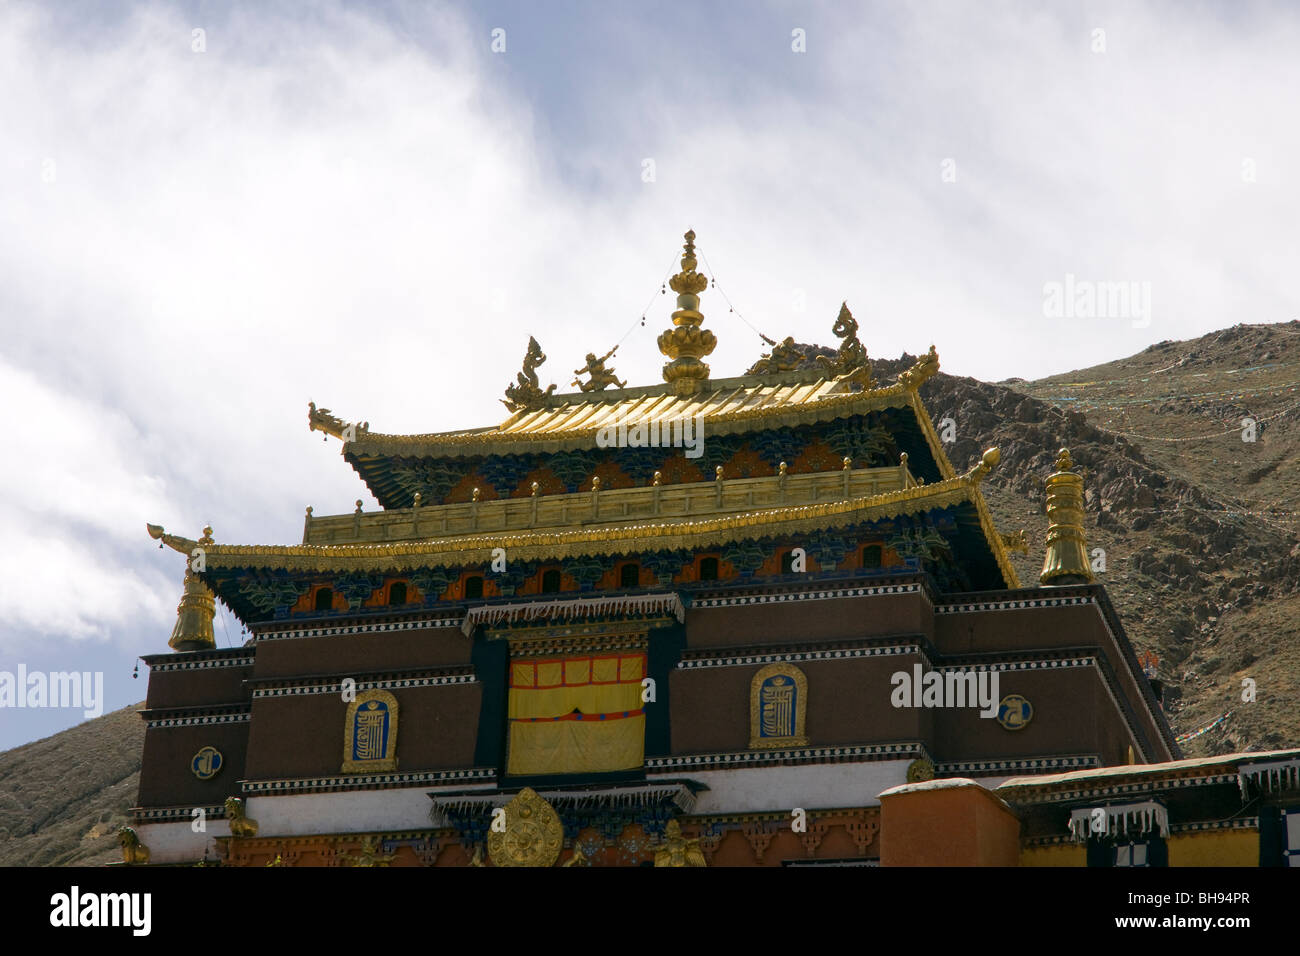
[0,703,143,866]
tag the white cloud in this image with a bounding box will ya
[1,0,1297,654]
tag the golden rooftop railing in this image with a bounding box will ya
[302,456,917,546]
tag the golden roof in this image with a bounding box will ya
[339,352,944,463]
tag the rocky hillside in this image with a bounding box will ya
[899,321,1300,757]
[1,321,1295,865]
[0,703,144,866]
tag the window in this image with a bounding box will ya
[541,569,562,593]
[619,563,640,588]
[314,587,334,612]
[699,557,719,582]
[388,582,407,605]
[1085,837,1167,867]
[464,575,484,600]
[862,545,883,569]
[1113,842,1150,867]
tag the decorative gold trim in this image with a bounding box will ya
[749,663,809,749]
[342,689,399,773]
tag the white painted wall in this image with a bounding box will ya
[651,759,913,814]
[135,819,230,865]
[247,782,496,837]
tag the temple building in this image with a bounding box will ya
[130,231,1299,866]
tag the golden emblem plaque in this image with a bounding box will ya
[487,787,564,868]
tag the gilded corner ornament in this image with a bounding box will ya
[226,796,259,837]
[896,345,940,389]
[308,402,369,441]
[343,689,400,773]
[118,826,150,865]
[486,787,564,867]
[749,662,809,749]
[503,336,559,412]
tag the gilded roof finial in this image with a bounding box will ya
[1040,448,1095,586]
[658,229,716,396]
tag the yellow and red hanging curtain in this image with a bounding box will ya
[506,653,646,775]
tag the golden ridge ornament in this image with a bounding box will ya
[816,302,873,387]
[487,787,564,867]
[503,337,558,412]
[572,346,627,391]
[747,335,805,375]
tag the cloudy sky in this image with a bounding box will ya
[2,0,1297,750]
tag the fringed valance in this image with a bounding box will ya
[1068,800,1169,841]
[1238,757,1300,799]
[461,592,685,636]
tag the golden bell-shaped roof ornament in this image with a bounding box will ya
[1039,449,1095,586]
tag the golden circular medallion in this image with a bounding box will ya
[997,694,1033,731]
[487,787,564,868]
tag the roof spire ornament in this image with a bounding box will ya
[658,229,717,396]
[1039,448,1096,586]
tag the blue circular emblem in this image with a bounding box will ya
[997,695,1033,731]
[191,746,224,779]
